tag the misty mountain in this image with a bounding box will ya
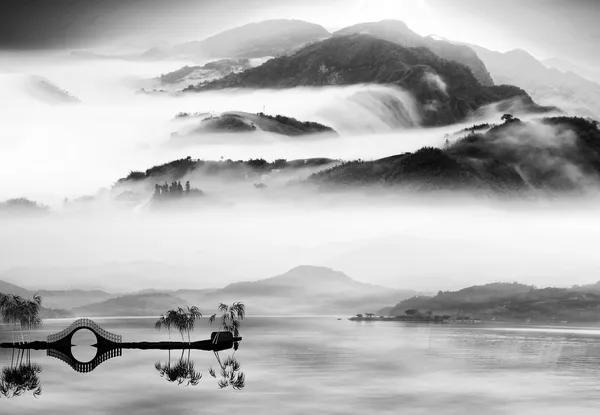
[71,292,189,317]
[309,116,600,194]
[0,198,49,217]
[542,57,600,84]
[23,75,80,104]
[156,59,254,89]
[171,111,337,138]
[470,46,600,120]
[0,266,415,317]
[144,19,330,60]
[0,261,195,293]
[186,34,553,127]
[0,278,114,310]
[113,156,339,202]
[381,282,600,323]
[333,19,494,87]
[71,265,414,316]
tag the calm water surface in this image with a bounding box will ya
[1,317,600,414]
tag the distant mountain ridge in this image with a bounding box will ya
[0,266,415,317]
[542,57,600,84]
[144,19,330,60]
[468,45,600,120]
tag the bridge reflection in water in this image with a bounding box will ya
[44,318,124,373]
[47,347,122,373]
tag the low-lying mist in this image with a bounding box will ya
[0,51,507,204]
[2,51,600,294]
[2,201,600,293]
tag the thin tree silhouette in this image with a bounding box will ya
[1,294,43,345]
[208,302,245,344]
[23,295,42,344]
[155,306,202,344]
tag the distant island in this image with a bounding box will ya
[378,281,600,323]
[349,311,458,323]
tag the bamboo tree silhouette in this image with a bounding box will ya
[155,310,176,339]
[208,302,245,344]
[23,295,42,344]
[155,306,202,344]
[0,294,41,344]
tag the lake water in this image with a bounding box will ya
[1,317,600,414]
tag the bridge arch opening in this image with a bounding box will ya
[71,328,98,363]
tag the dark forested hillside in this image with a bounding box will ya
[185,35,553,126]
[117,157,337,186]
[174,111,337,137]
[309,116,600,194]
[333,19,494,86]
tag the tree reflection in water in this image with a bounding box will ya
[208,347,245,390]
[0,349,42,398]
[154,349,202,386]
[155,342,245,390]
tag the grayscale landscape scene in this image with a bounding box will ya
[1,0,600,414]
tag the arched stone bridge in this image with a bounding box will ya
[47,318,122,347]
[47,347,122,373]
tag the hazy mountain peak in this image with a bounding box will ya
[154,19,330,60]
[333,20,494,86]
[334,19,420,41]
[205,18,329,39]
[427,34,451,42]
[275,265,351,282]
[505,48,538,62]
[376,19,411,29]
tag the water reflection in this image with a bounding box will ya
[154,349,203,386]
[154,344,246,390]
[47,346,122,373]
[0,349,42,398]
[209,350,245,390]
